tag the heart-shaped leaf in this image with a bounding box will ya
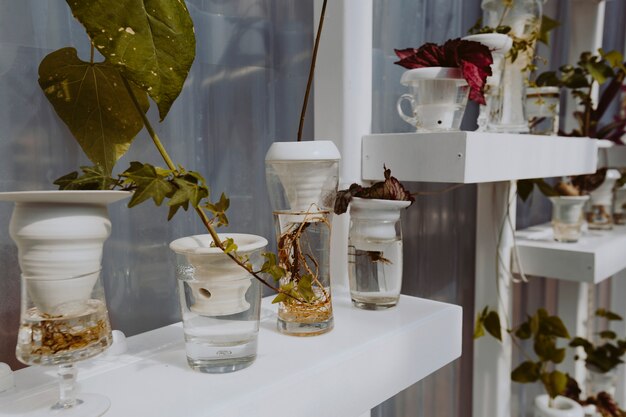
[66,0,196,120]
[39,48,149,174]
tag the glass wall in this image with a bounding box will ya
[0,0,313,370]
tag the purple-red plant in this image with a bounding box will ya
[394,39,493,105]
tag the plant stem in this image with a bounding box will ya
[121,78,296,298]
[297,0,328,141]
[90,43,94,64]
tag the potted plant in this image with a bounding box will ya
[333,167,414,310]
[393,39,494,132]
[569,309,626,397]
[475,307,584,417]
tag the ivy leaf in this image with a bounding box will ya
[167,173,209,220]
[121,161,175,207]
[596,309,623,321]
[515,321,532,340]
[54,165,119,190]
[296,275,316,303]
[474,314,486,339]
[223,238,238,254]
[260,253,286,281]
[38,47,149,174]
[511,361,541,383]
[66,0,196,120]
[538,15,560,45]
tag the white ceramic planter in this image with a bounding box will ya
[0,191,129,314]
[589,169,621,206]
[349,197,411,243]
[170,233,268,316]
[534,395,584,417]
[265,141,340,212]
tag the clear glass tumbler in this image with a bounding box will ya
[549,196,589,242]
[170,233,267,373]
[527,87,560,135]
[348,198,410,309]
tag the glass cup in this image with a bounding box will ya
[348,198,410,309]
[549,196,589,242]
[265,141,339,336]
[16,270,112,416]
[613,186,626,225]
[170,233,266,373]
[587,169,621,230]
[526,87,560,135]
[397,67,469,132]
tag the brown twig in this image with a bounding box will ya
[297,0,328,141]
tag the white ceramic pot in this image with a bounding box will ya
[0,191,129,314]
[349,197,411,242]
[170,233,268,316]
[265,140,340,212]
[534,395,584,417]
[397,67,469,132]
[589,169,621,206]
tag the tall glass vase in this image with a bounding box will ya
[482,0,543,133]
[265,141,340,336]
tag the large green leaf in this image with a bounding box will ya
[39,48,149,174]
[66,0,196,120]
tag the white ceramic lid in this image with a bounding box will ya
[462,33,513,54]
[400,67,466,85]
[0,190,131,205]
[170,233,268,255]
[265,140,340,162]
[606,169,621,180]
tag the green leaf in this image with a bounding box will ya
[66,0,196,120]
[272,293,287,304]
[474,314,486,339]
[54,165,118,190]
[223,238,238,254]
[484,311,502,342]
[600,49,625,72]
[511,361,541,383]
[260,253,286,281]
[582,59,614,85]
[541,370,568,399]
[538,15,560,45]
[296,275,316,302]
[167,173,209,220]
[38,47,149,174]
[543,315,570,339]
[600,330,618,340]
[570,337,593,350]
[596,309,623,321]
[515,322,532,340]
[121,161,175,207]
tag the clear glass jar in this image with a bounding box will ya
[265,141,339,336]
[549,196,589,242]
[587,169,621,230]
[527,87,560,135]
[396,67,469,132]
[482,0,543,133]
[348,198,410,309]
[613,185,626,225]
[170,233,266,373]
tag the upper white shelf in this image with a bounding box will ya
[362,132,597,183]
[1,294,462,417]
[514,223,626,283]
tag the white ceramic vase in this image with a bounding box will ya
[534,395,584,417]
[169,233,268,316]
[0,191,129,314]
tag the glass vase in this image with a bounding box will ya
[16,270,113,416]
[587,169,621,230]
[613,185,626,225]
[170,233,266,373]
[482,0,543,133]
[527,87,560,135]
[549,196,589,242]
[265,141,340,336]
[348,197,410,310]
[397,67,469,132]
[587,369,617,397]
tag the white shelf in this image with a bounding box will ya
[598,141,626,168]
[362,132,597,183]
[514,223,626,283]
[0,294,462,417]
